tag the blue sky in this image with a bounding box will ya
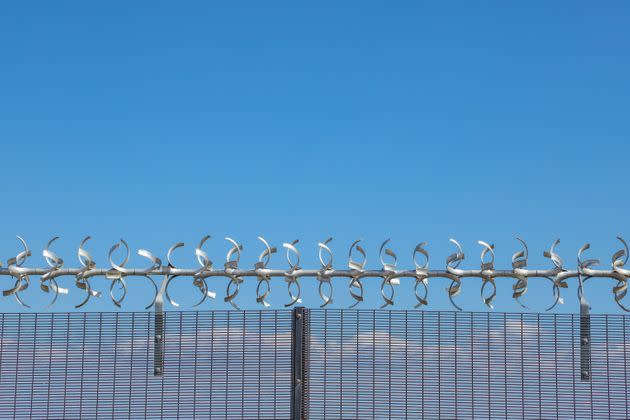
[0,1,629,312]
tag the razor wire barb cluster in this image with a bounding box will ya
[1,235,629,311]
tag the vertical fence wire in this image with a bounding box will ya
[0,309,629,419]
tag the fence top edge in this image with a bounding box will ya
[1,308,629,318]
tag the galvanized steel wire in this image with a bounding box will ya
[1,235,630,310]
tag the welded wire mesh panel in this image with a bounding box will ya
[0,310,292,419]
[2,309,630,419]
[305,310,630,420]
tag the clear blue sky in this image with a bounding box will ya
[1,1,629,313]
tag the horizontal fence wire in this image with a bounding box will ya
[305,310,630,419]
[0,311,292,419]
[0,309,629,419]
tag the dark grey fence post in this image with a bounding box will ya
[292,307,308,420]
[154,300,165,376]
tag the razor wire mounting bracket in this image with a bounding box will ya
[579,299,591,381]
[153,274,169,376]
[577,243,594,381]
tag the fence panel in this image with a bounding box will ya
[0,311,293,419]
[305,310,630,419]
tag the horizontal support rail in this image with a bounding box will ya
[0,267,627,280]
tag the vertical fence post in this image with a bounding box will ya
[154,301,164,376]
[580,301,591,381]
[292,307,308,420]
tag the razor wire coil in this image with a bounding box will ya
[1,235,630,311]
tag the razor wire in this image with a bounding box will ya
[1,235,630,311]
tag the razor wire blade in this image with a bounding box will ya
[1,235,629,311]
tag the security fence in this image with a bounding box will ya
[0,309,629,419]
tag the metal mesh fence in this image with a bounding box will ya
[0,309,629,419]
[305,310,630,419]
[0,311,293,419]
